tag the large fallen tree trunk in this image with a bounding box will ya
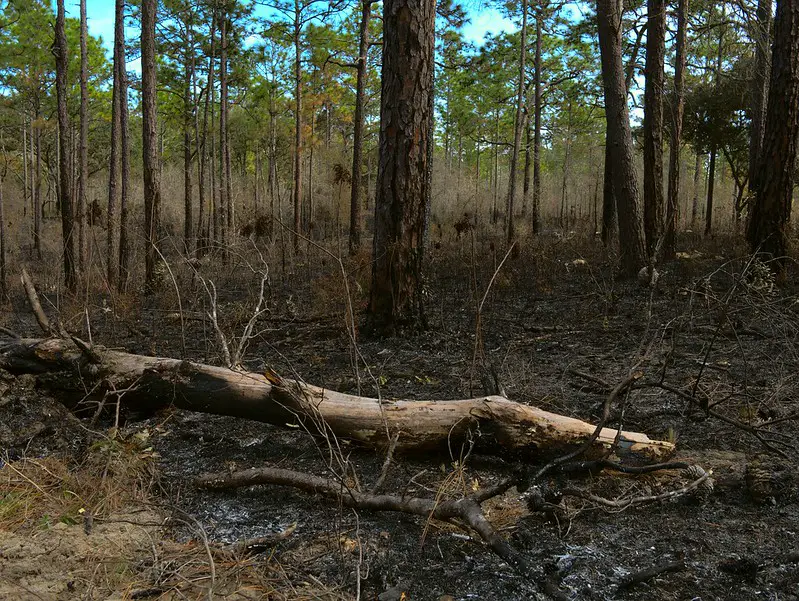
[0,337,675,462]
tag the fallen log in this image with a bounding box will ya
[0,337,675,462]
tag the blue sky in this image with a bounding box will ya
[74,0,516,61]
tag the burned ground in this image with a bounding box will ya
[1,232,798,600]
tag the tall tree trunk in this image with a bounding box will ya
[747,0,799,271]
[749,0,774,192]
[522,109,531,217]
[493,110,499,224]
[78,0,88,278]
[349,0,372,254]
[33,118,41,260]
[141,0,161,291]
[602,20,646,248]
[368,0,434,334]
[292,0,303,252]
[118,21,131,291]
[601,142,616,245]
[54,0,76,291]
[643,0,665,257]
[308,101,315,232]
[691,151,700,225]
[705,147,716,235]
[184,23,195,255]
[201,12,216,253]
[107,0,122,288]
[532,7,543,234]
[219,5,230,251]
[705,19,725,236]
[0,171,5,295]
[506,0,528,246]
[663,0,688,260]
[22,121,29,219]
[596,0,647,276]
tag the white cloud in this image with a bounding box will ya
[462,8,516,46]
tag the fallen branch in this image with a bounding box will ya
[0,337,676,462]
[197,465,531,575]
[617,558,686,590]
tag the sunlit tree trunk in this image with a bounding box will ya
[184,16,195,255]
[532,7,544,234]
[747,0,799,273]
[292,0,303,252]
[118,13,131,291]
[368,0,435,334]
[596,0,647,275]
[55,0,76,291]
[349,0,373,254]
[749,0,773,192]
[506,0,528,245]
[664,0,688,260]
[107,0,122,287]
[219,4,230,251]
[643,0,665,256]
[141,0,162,290]
[78,0,88,278]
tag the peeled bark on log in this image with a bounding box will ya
[0,337,675,462]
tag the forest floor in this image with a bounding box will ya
[1,229,799,600]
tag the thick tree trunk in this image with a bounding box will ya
[0,338,676,462]
[349,0,373,254]
[747,0,799,269]
[596,0,647,276]
[749,0,774,192]
[643,0,665,257]
[601,139,616,245]
[141,0,161,291]
[367,0,435,334]
[54,0,76,292]
[506,0,529,246]
[664,0,688,260]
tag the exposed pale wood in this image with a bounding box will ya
[0,338,675,462]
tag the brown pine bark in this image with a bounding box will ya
[292,0,303,252]
[33,119,42,260]
[749,0,773,192]
[0,171,5,295]
[596,0,647,276]
[506,0,529,246]
[664,0,688,260]
[643,0,665,257]
[219,4,230,250]
[349,0,373,254]
[54,0,76,291]
[532,7,543,234]
[184,16,195,255]
[107,0,124,288]
[368,0,435,334]
[141,0,162,290]
[78,0,89,277]
[118,19,131,291]
[747,0,799,270]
